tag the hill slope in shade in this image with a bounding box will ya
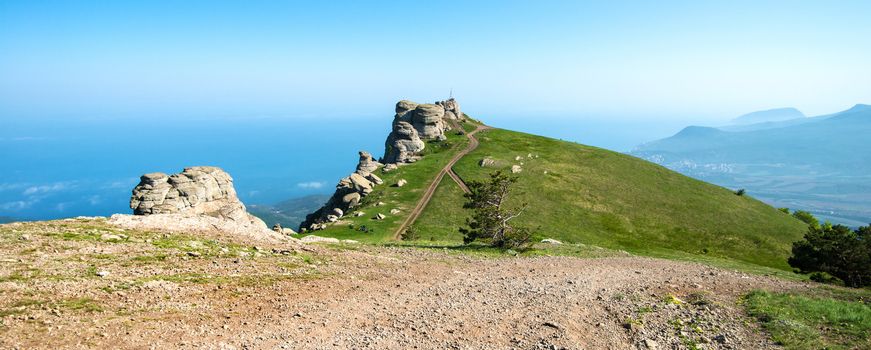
[310,123,807,270]
[730,107,805,125]
[632,104,871,226]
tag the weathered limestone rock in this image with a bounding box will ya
[383,99,454,163]
[411,103,447,140]
[384,121,425,163]
[300,154,378,231]
[480,158,496,167]
[342,192,361,207]
[355,151,381,174]
[129,166,265,228]
[436,98,463,120]
[395,179,407,187]
[366,173,384,185]
[304,99,463,231]
[511,165,523,173]
[396,100,419,114]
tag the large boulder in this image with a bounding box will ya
[411,103,447,140]
[355,151,381,174]
[396,100,419,114]
[383,121,425,163]
[129,166,265,227]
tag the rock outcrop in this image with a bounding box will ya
[436,98,463,120]
[301,98,464,231]
[356,151,381,174]
[300,150,383,231]
[384,121,425,164]
[129,166,265,228]
[383,99,463,163]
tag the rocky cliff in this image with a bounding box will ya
[383,98,463,163]
[300,98,463,231]
[129,166,266,228]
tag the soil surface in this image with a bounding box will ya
[0,219,813,349]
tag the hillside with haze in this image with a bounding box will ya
[632,104,871,226]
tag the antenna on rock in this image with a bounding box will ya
[449,88,453,99]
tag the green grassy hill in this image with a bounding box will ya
[307,123,808,270]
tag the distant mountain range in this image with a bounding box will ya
[632,104,871,227]
[248,194,331,230]
[730,107,805,125]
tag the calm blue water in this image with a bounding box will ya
[0,114,694,221]
[0,116,388,220]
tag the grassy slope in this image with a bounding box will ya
[302,123,471,242]
[417,128,807,270]
[743,289,871,349]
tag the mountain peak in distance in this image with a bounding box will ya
[730,107,805,125]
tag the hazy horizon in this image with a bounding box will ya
[2,1,871,121]
[2,1,871,221]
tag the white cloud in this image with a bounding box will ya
[102,178,139,190]
[297,181,326,189]
[86,195,102,206]
[23,182,71,195]
[0,183,28,192]
[0,200,37,211]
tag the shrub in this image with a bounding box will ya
[792,210,820,229]
[460,171,533,250]
[734,188,746,196]
[788,223,871,287]
[808,271,844,286]
[400,225,420,241]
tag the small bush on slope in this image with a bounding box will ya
[460,171,533,250]
[789,223,871,287]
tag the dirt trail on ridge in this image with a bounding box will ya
[393,124,489,239]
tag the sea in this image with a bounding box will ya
[0,113,694,221]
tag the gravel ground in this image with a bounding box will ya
[0,219,813,349]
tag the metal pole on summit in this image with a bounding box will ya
[449,88,453,99]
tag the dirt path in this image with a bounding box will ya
[392,124,490,239]
[0,234,814,349]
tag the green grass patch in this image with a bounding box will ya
[131,253,170,263]
[301,129,470,242]
[0,299,47,317]
[57,297,103,313]
[137,271,321,287]
[743,290,871,349]
[432,128,807,270]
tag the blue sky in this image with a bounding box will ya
[1,0,870,121]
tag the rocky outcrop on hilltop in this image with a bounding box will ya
[383,98,463,163]
[129,166,266,228]
[301,98,464,231]
[437,98,463,120]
